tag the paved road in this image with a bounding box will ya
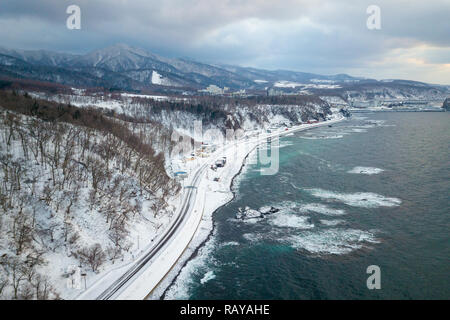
[95,117,344,300]
[96,160,210,300]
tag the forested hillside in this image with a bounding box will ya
[0,91,179,299]
[0,87,339,299]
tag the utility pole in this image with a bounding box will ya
[81,273,87,290]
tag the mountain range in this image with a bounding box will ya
[0,43,449,99]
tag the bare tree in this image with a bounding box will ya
[41,184,54,206]
[1,256,25,299]
[11,210,33,255]
[0,276,8,298]
[18,282,34,300]
[32,274,52,300]
[77,244,106,272]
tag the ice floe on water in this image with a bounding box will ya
[268,211,314,229]
[348,166,385,175]
[287,228,379,255]
[305,188,401,208]
[200,271,216,284]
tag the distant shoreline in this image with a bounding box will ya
[350,108,445,113]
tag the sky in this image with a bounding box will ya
[0,0,449,84]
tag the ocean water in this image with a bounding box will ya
[165,112,450,300]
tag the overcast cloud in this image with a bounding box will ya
[0,0,449,84]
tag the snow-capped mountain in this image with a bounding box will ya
[69,44,177,73]
[0,44,448,101]
[0,47,75,67]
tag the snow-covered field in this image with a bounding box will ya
[274,81,341,89]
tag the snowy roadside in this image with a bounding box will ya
[25,90,341,299]
[138,114,347,300]
[74,113,345,299]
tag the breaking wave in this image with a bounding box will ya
[351,128,368,133]
[287,228,379,255]
[299,203,347,216]
[265,200,346,217]
[164,237,217,299]
[268,212,314,229]
[320,219,345,226]
[348,167,385,175]
[200,271,216,284]
[305,188,402,208]
[222,241,240,247]
[243,233,265,242]
[299,134,344,140]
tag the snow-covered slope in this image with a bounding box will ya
[0,93,180,299]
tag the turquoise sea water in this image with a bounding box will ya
[166,112,450,300]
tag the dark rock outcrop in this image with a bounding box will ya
[340,108,352,118]
[442,98,450,111]
[259,206,280,215]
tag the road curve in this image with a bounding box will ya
[95,116,345,299]
[96,160,210,300]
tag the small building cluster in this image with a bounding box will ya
[199,85,229,95]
